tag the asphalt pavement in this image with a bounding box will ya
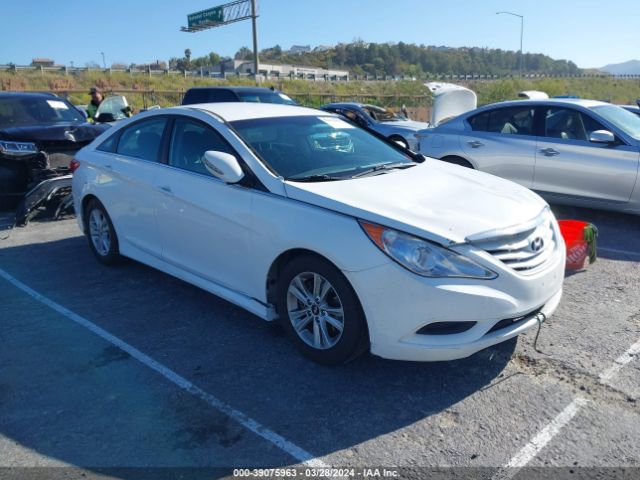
[0,205,638,480]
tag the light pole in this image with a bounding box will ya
[497,11,524,78]
[100,51,106,69]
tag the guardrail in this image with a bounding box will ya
[2,64,640,81]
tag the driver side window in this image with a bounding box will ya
[543,108,605,141]
[168,118,236,176]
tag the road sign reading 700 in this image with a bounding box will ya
[187,7,224,28]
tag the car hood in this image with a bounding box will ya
[379,119,431,130]
[283,160,547,244]
[0,122,109,143]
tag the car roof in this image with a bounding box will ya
[186,86,281,94]
[183,102,327,122]
[0,91,59,99]
[323,102,362,108]
[478,98,609,111]
[322,102,382,110]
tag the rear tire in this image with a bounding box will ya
[84,199,121,265]
[276,255,368,365]
[440,156,474,168]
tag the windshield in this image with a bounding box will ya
[0,96,85,129]
[231,115,414,180]
[591,104,640,141]
[363,106,401,122]
[96,96,129,121]
[236,91,297,105]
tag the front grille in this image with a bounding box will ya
[485,307,543,335]
[468,210,557,274]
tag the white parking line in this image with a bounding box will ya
[599,338,640,384]
[599,246,640,259]
[492,397,589,480]
[493,332,640,479]
[0,266,326,468]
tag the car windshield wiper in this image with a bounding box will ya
[286,174,344,182]
[350,162,416,179]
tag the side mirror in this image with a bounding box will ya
[203,151,245,183]
[589,130,615,143]
[94,112,116,123]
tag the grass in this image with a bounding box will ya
[2,70,640,112]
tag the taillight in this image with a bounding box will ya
[69,159,80,173]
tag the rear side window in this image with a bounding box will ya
[468,112,490,131]
[236,91,297,105]
[116,118,167,162]
[96,134,117,153]
[469,107,535,136]
[182,89,237,104]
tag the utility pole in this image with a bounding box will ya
[497,11,524,78]
[251,0,259,84]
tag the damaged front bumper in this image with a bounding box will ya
[0,151,75,227]
[15,174,74,226]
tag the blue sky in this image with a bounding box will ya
[1,0,637,68]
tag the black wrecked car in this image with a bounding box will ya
[0,92,109,225]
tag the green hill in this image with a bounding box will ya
[257,42,582,77]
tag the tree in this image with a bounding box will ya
[235,47,254,61]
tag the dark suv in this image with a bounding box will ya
[181,87,298,106]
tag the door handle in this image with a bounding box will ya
[467,140,484,148]
[540,148,560,157]
[159,185,173,195]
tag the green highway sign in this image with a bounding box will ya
[187,6,224,29]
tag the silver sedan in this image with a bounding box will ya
[320,103,431,151]
[417,99,640,215]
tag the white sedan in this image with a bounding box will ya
[72,103,565,365]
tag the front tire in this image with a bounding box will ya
[84,199,121,265]
[276,256,368,365]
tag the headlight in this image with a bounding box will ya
[360,221,497,279]
[0,140,38,157]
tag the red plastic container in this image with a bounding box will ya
[558,220,589,270]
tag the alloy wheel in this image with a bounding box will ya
[88,208,111,257]
[286,272,345,350]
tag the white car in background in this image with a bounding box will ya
[73,103,565,364]
[426,82,478,126]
